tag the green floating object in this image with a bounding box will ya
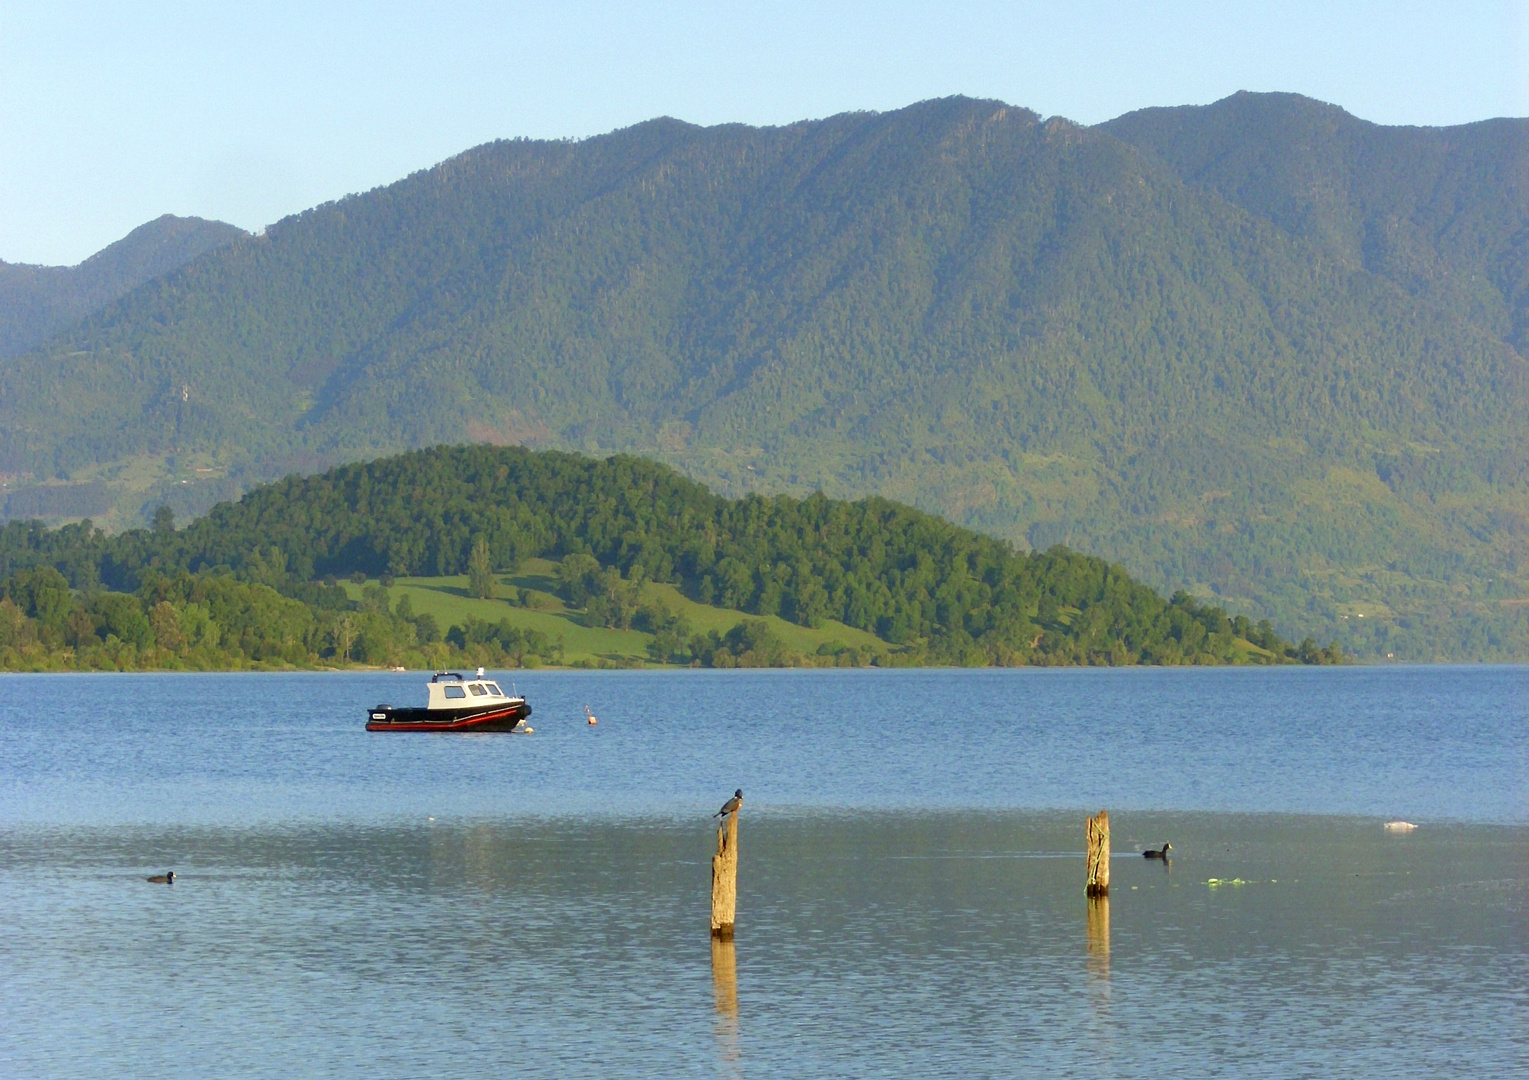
[1206,877,1249,887]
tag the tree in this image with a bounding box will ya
[331,614,356,661]
[152,505,175,534]
[149,601,184,652]
[555,552,602,606]
[467,536,495,599]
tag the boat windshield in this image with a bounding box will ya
[468,683,487,696]
[444,685,466,699]
[484,683,503,696]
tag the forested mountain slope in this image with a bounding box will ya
[1105,92,1529,353]
[0,95,1524,658]
[0,215,246,358]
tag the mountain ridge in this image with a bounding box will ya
[0,93,1524,659]
[0,214,247,359]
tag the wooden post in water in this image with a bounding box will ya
[1085,810,1110,897]
[711,810,739,938]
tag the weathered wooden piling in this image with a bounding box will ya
[711,810,739,938]
[1085,810,1110,897]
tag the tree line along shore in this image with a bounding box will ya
[0,445,1343,672]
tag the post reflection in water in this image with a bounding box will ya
[711,936,742,1076]
[1085,892,1111,987]
[1085,891,1114,1067]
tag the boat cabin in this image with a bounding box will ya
[427,671,518,710]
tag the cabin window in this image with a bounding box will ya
[469,683,488,696]
[443,685,466,699]
[484,683,503,696]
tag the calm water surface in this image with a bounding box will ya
[1,667,1524,1077]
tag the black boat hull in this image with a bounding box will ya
[366,701,532,732]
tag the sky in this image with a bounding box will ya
[3,1,1527,265]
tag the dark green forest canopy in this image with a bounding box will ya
[0,444,1337,666]
[1,93,1523,658]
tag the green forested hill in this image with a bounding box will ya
[0,444,1334,669]
[0,95,1524,659]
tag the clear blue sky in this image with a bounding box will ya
[3,1,1526,265]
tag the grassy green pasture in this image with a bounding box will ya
[346,558,885,667]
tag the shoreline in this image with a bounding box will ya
[2,658,1522,674]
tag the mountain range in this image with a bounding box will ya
[0,92,1524,659]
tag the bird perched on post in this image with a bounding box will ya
[713,790,743,818]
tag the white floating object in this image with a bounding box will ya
[1384,821,1418,831]
[585,705,597,725]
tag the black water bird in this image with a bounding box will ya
[146,871,176,884]
[713,790,743,818]
[1143,844,1172,860]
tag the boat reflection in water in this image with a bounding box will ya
[366,670,532,732]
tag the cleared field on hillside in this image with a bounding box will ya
[346,558,886,667]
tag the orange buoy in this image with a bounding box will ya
[585,705,597,725]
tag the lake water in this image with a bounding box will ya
[1,666,1524,1077]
